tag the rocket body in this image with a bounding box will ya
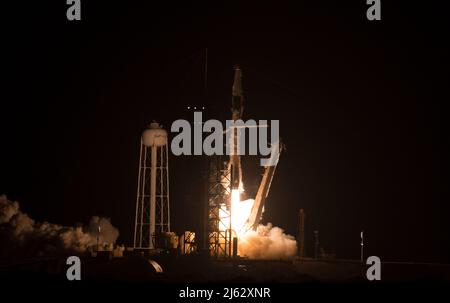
[230,66,244,191]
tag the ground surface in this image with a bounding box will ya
[1,255,449,283]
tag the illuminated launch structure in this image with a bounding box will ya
[207,157,232,257]
[134,122,170,250]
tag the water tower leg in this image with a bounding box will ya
[150,144,157,249]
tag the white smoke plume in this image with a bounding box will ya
[238,223,297,260]
[0,195,119,257]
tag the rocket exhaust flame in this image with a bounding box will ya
[231,189,253,236]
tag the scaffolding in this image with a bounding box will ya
[207,156,233,257]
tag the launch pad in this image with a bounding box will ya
[132,66,286,260]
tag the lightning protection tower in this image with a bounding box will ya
[134,122,170,249]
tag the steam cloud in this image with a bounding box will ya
[238,223,297,260]
[0,195,119,257]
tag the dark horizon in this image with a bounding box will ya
[1,1,448,263]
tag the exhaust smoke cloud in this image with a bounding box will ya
[238,223,297,260]
[0,195,119,257]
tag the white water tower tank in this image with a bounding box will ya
[142,122,168,147]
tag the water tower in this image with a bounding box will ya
[134,122,170,249]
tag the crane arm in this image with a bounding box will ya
[244,142,283,232]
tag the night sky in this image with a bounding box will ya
[2,1,448,263]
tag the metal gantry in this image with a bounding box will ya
[207,156,233,257]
